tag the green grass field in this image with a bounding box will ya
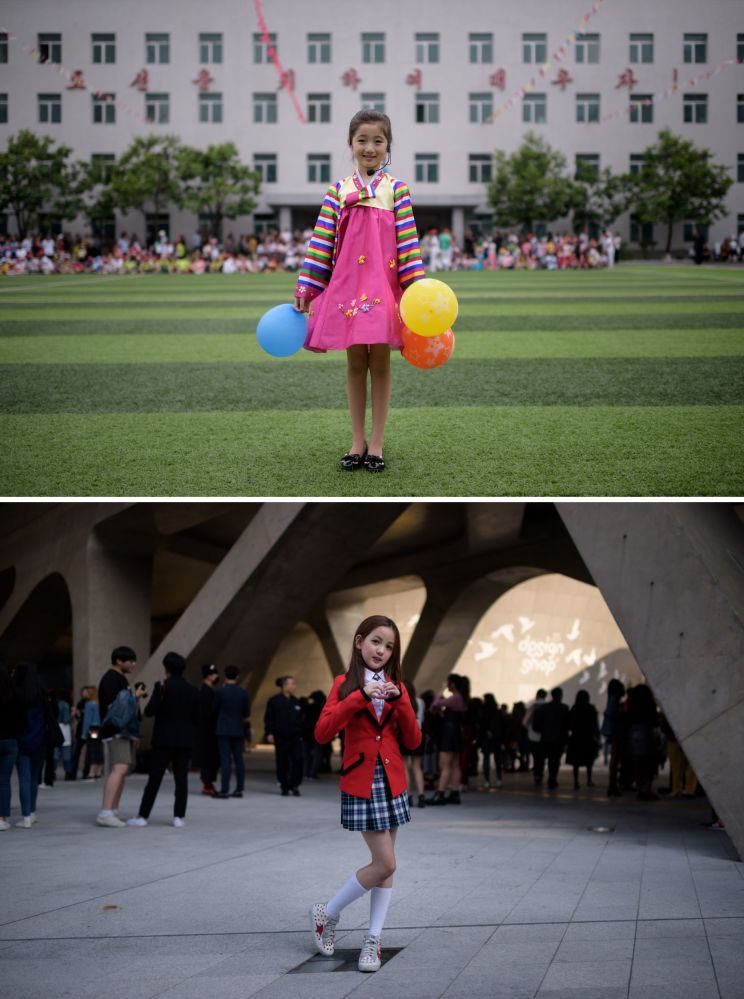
[0,266,742,497]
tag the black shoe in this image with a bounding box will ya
[340,444,367,471]
[417,794,426,808]
[291,788,301,797]
[548,781,558,789]
[281,788,290,796]
[428,791,446,805]
[363,452,385,473]
[229,791,243,798]
[446,791,461,804]
[215,793,230,799]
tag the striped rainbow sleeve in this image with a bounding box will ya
[393,181,426,289]
[296,184,340,299]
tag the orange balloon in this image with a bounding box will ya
[401,325,455,369]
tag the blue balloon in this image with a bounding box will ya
[256,303,307,357]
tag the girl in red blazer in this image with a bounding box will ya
[310,615,421,973]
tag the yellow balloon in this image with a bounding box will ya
[400,278,459,337]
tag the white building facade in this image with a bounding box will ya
[1,0,742,250]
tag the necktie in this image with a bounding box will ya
[372,673,382,682]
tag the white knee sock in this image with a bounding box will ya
[369,887,393,936]
[326,874,367,919]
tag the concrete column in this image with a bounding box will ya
[558,502,744,859]
[71,530,153,690]
[278,205,292,232]
[452,206,465,246]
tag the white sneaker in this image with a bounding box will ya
[96,812,126,828]
[15,817,33,829]
[30,812,38,825]
[358,934,382,972]
[126,817,148,827]
[173,817,185,828]
[310,902,339,956]
[0,819,11,831]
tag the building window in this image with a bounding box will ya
[253,213,277,235]
[307,153,331,184]
[415,32,439,64]
[91,153,116,183]
[575,33,600,64]
[307,32,331,63]
[629,94,653,123]
[576,92,600,124]
[683,33,707,64]
[253,153,277,184]
[415,92,439,123]
[361,92,385,112]
[38,93,61,124]
[199,92,223,123]
[92,93,116,124]
[254,32,276,63]
[0,93,7,124]
[629,153,645,175]
[199,33,223,64]
[683,93,707,124]
[92,33,116,64]
[738,153,744,183]
[362,32,385,63]
[737,95,744,124]
[523,33,547,64]
[145,213,170,244]
[0,32,7,63]
[307,92,331,123]
[629,33,653,63]
[738,35,744,63]
[738,214,744,235]
[630,216,654,244]
[38,33,62,64]
[253,92,277,123]
[468,154,492,184]
[146,33,169,64]
[469,33,493,64]
[145,92,169,124]
[575,153,600,179]
[522,92,547,124]
[415,153,439,183]
[469,92,493,124]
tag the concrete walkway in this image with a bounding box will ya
[2,752,743,999]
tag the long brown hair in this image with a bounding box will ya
[339,615,401,699]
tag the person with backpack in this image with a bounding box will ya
[13,661,62,828]
[127,652,199,828]
[96,646,147,828]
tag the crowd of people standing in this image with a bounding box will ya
[0,650,708,832]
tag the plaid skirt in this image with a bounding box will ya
[340,757,411,831]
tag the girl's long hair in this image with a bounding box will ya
[339,615,402,699]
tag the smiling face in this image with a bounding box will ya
[355,625,396,673]
[350,122,389,175]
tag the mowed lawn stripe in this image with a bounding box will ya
[1,328,743,364]
[0,405,740,497]
[2,356,742,413]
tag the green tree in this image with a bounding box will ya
[571,164,633,235]
[629,129,733,255]
[109,135,184,236]
[78,159,118,246]
[488,132,575,232]
[0,129,83,237]
[178,142,261,238]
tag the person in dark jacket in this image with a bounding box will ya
[213,664,250,799]
[265,675,305,796]
[566,690,600,790]
[14,661,60,828]
[623,683,660,801]
[193,663,220,797]
[534,687,570,789]
[0,662,25,830]
[302,689,326,780]
[127,652,199,828]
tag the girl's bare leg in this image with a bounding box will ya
[368,344,391,456]
[346,345,369,454]
[358,828,398,889]
[437,751,453,792]
[412,757,424,796]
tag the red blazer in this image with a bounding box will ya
[315,674,422,799]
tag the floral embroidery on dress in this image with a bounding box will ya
[360,293,368,301]
[337,294,380,319]
[388,258,396,269]
[358,255,366,264]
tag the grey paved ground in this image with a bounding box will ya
[2,751,744,999]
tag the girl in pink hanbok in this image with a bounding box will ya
[294,111,425,473]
